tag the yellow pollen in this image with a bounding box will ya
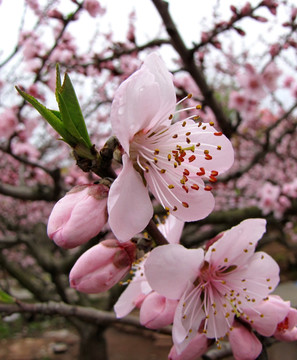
[196,104,202,109]
[160,169,166,174]
[217,145,222,150]
[186,131,191,136]
[260,314,264,318]
[154,149,160,155]
[224,258,228,262]
[187,93,193,98]
[153,157,158,163]
[168,184,174,189]
[209,121,214,126]
[182,121,186,127]
[204,149,209,154]
[169,114,173,120]
[167,154,171,161]
[211,248,216,252]
[244,249,248,253]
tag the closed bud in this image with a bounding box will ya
[69,239,136,293]
[139,291,178,329]
[47,184,109,249]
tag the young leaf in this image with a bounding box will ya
[15,86,77,147]
[56,72,93,148]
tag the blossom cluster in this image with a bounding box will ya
[45,54,297,359]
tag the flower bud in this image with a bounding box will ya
[139,291,178,329]
[47,184,109,249]
[69,239,136,293]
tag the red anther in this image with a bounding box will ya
[198,122,202,127]
[188,155,196,162]
[182,202,189,208]
[214,132,223,136]
[191,184,199,190]
[211,170,219,176]
[182,185,189,193]
[205,154,212,160]
[173,206,177,211]
[197,167,205,176]
[183,175,188,182]
[180,150,186,157]
[178,156,184,162]
[209,175,217,183]
[183,169,190,176]
[204,185,213,191]
[172,150,178,155]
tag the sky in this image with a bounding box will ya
[0,0,290,62]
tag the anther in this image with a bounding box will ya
[172,134,178,138]
[160,169,166,174]
[214,132,223,136]
[182,121,186,127]
[217,145,222,150]
[183,169,190,176]
[182,185,189,193]
[196,167,205,176]
[191,184,199,190]
[189,155,196,162]
[182,202,189,208]
[205,154,213,160]
[173,206,177,211]
[168,184,174,189]
[211,170,219,176]
[209,121,214,126]
[186,131,191,136]
[169,114,173,120]
[204,185,212,191]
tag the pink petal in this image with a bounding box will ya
[108,155,153,241]
[110,53,175,153]
[168,332,208,360]
[242,295,290,336]
[172,282,204,345]
[205,218,267,267]
[229,322,262,360]
[144,244,203,299]
[239,251,280,302]
[145,167,215,221]
[157,214,184,244]
[114,280,150,318]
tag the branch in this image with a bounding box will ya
[151,0,233,138]
[0,300,171,335]
[0,182,56,201]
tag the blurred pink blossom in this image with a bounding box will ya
[83,0,105,17]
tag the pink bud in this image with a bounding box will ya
[47,184,109,249]
[69,239,136,293]
[229,322,262,360]
[139,291,178,329]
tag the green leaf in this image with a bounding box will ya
[15,86,77,147]
[0,290,14,304]
[56,72,92,148]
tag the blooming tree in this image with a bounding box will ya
[0,0,297,360]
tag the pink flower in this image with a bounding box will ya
[69,239,136,293]
[144,219,280,352]
[83,0,105,17]
[47,184,109,249]
[0,108,17,139]
[114,215,184,318]
[108,53,234,241]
